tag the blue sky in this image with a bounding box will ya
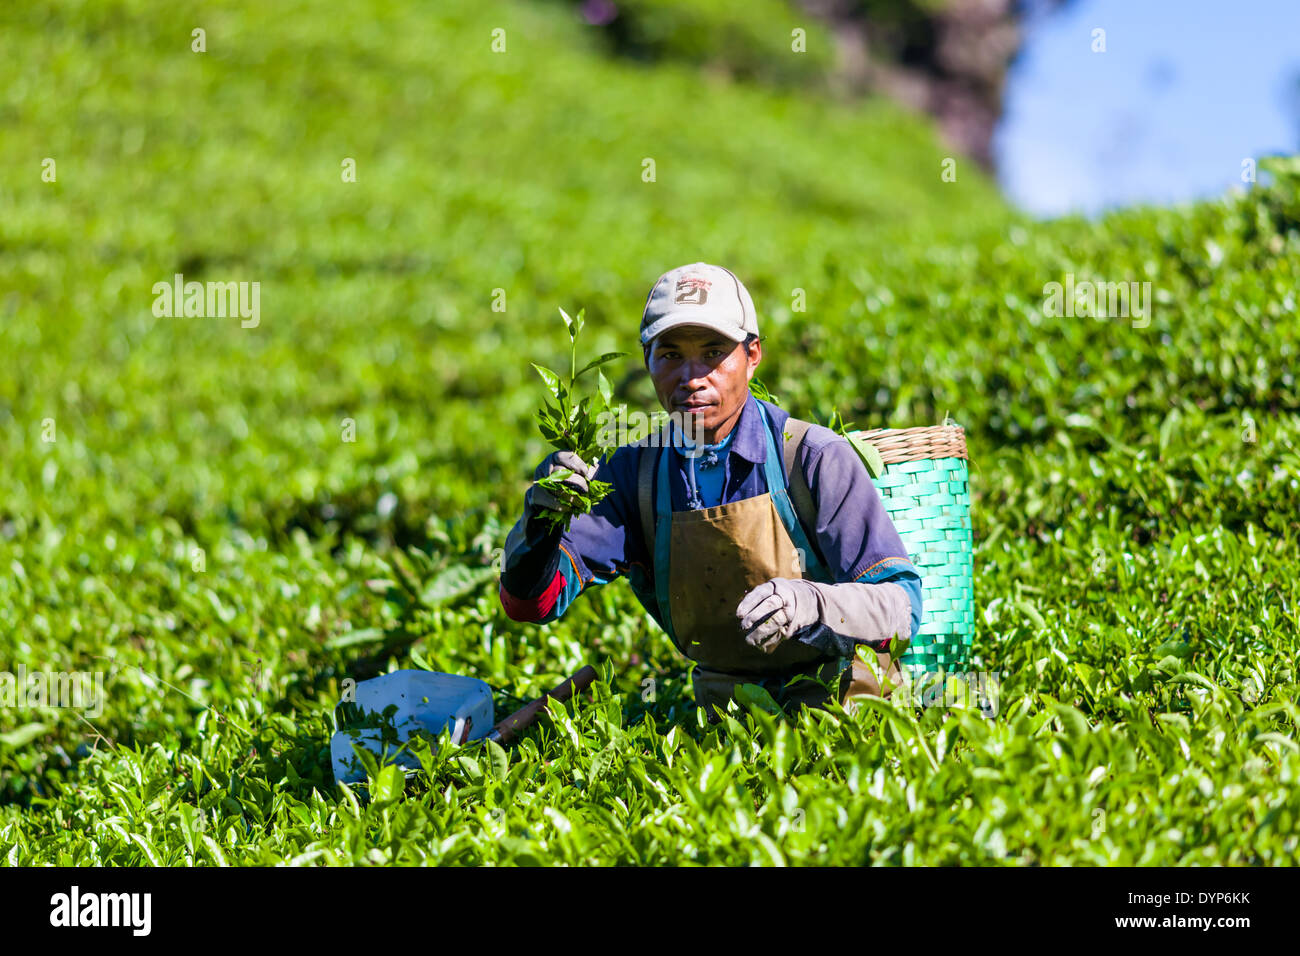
[994,0,1300,217]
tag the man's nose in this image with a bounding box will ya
[679,358,711,385]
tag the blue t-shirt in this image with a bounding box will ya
[679,423,735,509]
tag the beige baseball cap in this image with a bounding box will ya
[639,262,759,347]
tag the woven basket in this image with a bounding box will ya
[852,423,973,675]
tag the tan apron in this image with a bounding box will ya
[647,403,903,722]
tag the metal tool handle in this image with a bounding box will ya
[487,665,597,746]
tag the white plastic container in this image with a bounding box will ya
[330,670,494,784]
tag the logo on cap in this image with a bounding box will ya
[674,276,711,305]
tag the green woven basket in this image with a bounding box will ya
[853,423,973,676]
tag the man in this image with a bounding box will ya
[500,262,922,722]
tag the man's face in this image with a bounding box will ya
[644,325,761,442]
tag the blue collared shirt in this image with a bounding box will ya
[501,394,922,643]
[681,422,734,509]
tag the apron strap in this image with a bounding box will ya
[757,403,831,582]
[636,424,681,646]
[652,432,678,646]
[637,439,657,559]
[779,416,831,576]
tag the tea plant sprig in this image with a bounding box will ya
[531,307,626,534]
[748,376,780,405]
[826,407,885,478]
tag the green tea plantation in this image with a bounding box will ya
[0,0,1297,866]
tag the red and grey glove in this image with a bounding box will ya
[524,450,598,518]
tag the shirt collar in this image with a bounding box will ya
[727,393,770,464]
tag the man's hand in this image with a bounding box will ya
[736,578,822,653]
[525,450,599,518]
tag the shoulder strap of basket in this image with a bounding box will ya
[781,418,826,569]
[637,431,663,558]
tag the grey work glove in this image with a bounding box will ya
[737,577,912,654]
[736,578,822,653]
[524,450,599,518]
